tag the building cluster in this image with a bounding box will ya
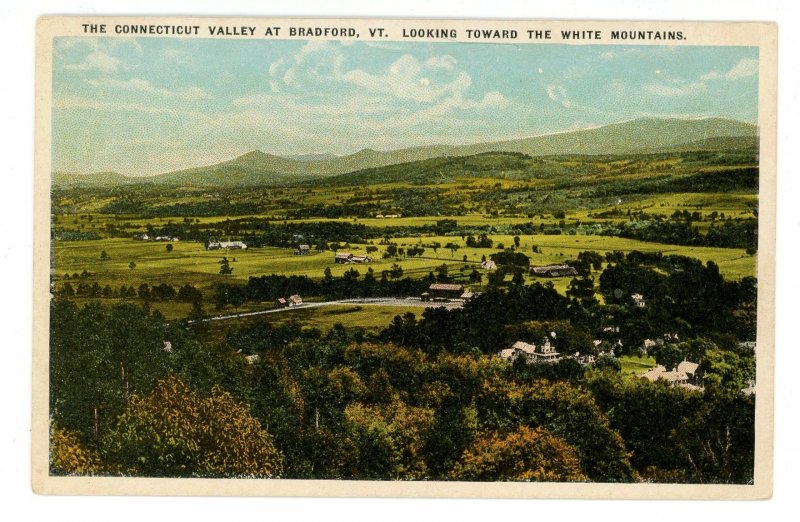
[275,294,303,308]
[133,234,180,242]
[207,240,247,250]
[529,264,579,277]
[638,361,702,391]
[334,252,373,264]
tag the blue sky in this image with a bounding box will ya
[52,37,759,176]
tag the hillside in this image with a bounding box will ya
[313,148,758,189]
[146,151,315,187]
[52,171,131,187]
[52,117,758,188]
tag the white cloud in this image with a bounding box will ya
[546,85,572,108]
[425,55,457,70]
[700,71,721,81]
[63,50,120,73]
[643,81,707,97]
[267,44,499,111]
[269,41,345,90]
[726,57,758,79]
[343,54,472,103]
[85,78,210,100]
[699,57,758,82]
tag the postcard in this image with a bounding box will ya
[32,16,776,498]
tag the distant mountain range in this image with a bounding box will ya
[53,117,758,188]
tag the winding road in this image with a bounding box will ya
[188,297,463,325]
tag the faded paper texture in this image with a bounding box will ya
[32,16,777,498]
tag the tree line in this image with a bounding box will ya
[50,296,755,483]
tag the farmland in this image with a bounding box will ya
[50,130,760,483]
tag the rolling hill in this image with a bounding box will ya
[52,171,132,187]
[52,117,758,187]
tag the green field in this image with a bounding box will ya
[619,355,658,375]
[54,228,755,298]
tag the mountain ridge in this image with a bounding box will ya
[53,117,758,188]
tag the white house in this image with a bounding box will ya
[207,240,247,250]
[499,339,561,364]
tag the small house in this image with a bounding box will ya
[631,293,646,308]
[481,260,497,271]
[295,244,311,256]
[288,294,303,306]
[275,297,288,308]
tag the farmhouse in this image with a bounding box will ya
[334,252,353,264]
[481,260,497,271]
[207,240,247,250]
[422,283,464,302]
[529,264,579,277]
[631,293,646,308]
[133,233,150,241]
[288,294,303,306]
[295,244,311,255]
[275,297,288,308]
[350,255,372,264]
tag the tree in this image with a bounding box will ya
[100,250,110,261]
[592,355,621,372]
[476,377,635,481]
[389,263,403,279]
[50,301,174,442]
[50,422,102,475]
[566,276,595,301]
[513,235,521,248]
[448,426,585,481]
[219,257,233,275]
[672,395,755,483]
[60,282,75,298]
[652,343,684,371]
[102,376,283,478]
[128,261,136,270]
[343,399,435,479]
[435,263,449,283]
[165,243,173,253]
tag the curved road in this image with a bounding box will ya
[189,297,463,324]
